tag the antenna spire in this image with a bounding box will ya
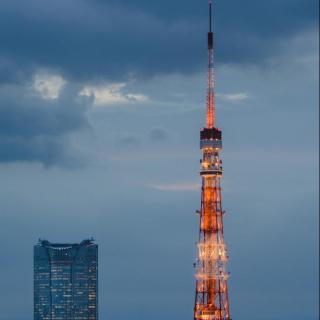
[206,0,215,128]
[209,0,212,32]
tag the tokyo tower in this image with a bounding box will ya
[193,1,231,319]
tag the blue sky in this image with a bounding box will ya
[0,0,318,319]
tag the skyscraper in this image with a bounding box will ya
[34,239,98,320]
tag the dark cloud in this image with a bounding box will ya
[149,128,168,142]
[0,85,89,167]
[0,58,30,85]
[114,133,142,148]
[0,136,78,168]
[0,0,317,83]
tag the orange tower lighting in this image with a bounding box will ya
[193,1,231,319]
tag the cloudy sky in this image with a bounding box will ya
[0,0,318,319]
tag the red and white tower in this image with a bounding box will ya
[193,1,231,319]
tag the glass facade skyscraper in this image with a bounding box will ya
[34,239,98,320]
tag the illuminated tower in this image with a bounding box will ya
[193,1,231,319]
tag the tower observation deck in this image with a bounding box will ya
[193,1,231,319]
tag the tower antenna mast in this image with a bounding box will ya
[206,0,215,128]
[209,0,212,32]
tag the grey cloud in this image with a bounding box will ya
[0,0,317,84]
[149,128,168,142]
[114,133,142,148]
[113,128,169,149]
[0,136,79,168]
[0,84,89,167]
[0,58,30,85]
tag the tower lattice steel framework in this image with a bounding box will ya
[193,1,231,319]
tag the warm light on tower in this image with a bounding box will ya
[193,1,231,319]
